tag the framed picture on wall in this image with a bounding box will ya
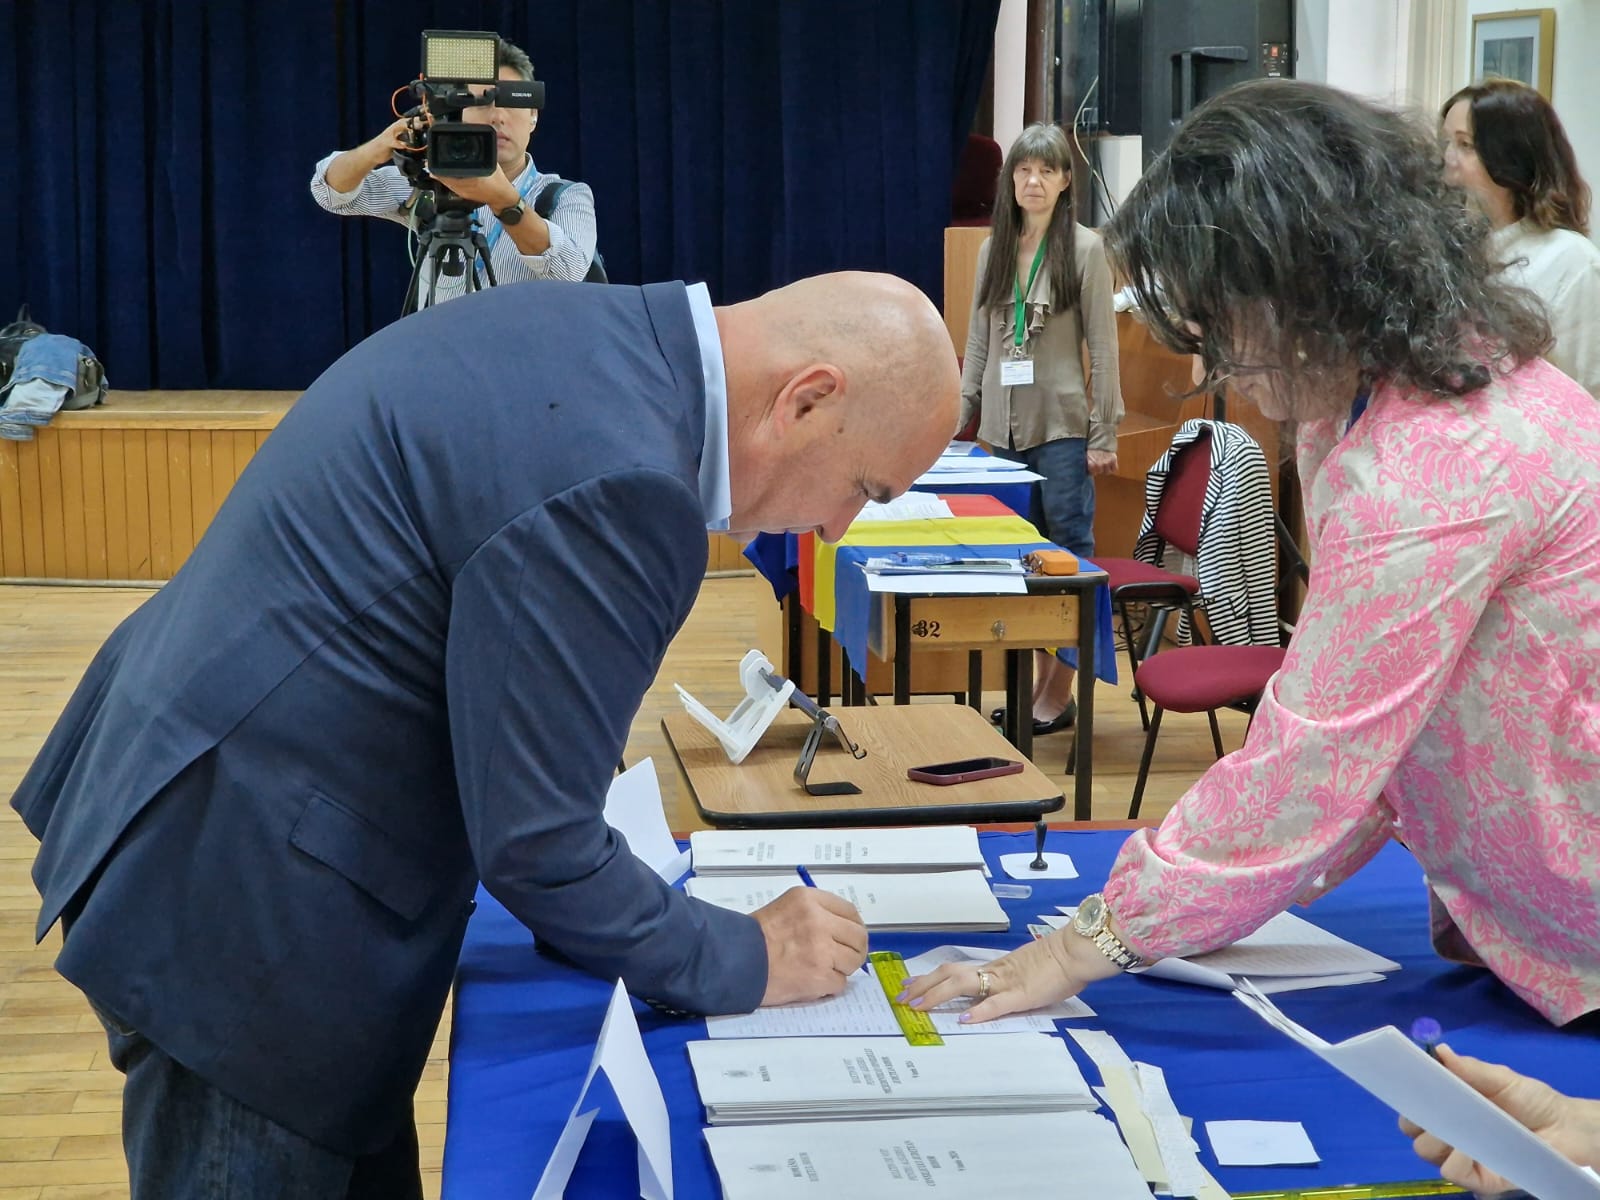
[1471,8,1556,99]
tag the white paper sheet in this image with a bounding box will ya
[853,495,955,521]
[999,851,1078,880]
[1187,910,1400,976]
[864,572,1030,594]
[706,958,1092,1040]
[1205,1119,1320,1166]
[928,453,1031,472]
[530,980,673,1200]
[1235,983,1600,1200]
[690,826,984,874]
[602,758,689,884]
[703,1111,1150,1199]
[688,870,1006,932]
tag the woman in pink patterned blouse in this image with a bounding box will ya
[903,80,1600,1027]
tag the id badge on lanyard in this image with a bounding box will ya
[1005,240,1046,388]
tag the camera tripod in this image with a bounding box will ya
[401,190,498,316]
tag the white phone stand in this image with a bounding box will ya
[675,650,792,764]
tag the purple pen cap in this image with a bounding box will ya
[1410,1016,1443,1050]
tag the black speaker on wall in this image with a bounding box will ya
[1140,0,1294,163]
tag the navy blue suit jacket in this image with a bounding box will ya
[11,281,767,1155]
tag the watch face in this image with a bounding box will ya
[1075,893,1107,935]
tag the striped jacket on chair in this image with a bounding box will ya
[1133,418,1279,646]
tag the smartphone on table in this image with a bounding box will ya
[906,756,1025,785]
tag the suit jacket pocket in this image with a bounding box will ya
[289,790,436,921]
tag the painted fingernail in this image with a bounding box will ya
[958,1012,973,1023]
[893,990,908,1004]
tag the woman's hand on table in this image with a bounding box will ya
[895,927,1124,1022]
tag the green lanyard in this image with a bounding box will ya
[1013,240,1047,350]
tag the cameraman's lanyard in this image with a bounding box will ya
[1001,240,1046,388]
[481,167,541,256]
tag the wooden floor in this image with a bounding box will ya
[0,575,1243,1198]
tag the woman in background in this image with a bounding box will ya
[906,81,1600,1039]
[960,123,1123,735]
[1442,78,1600,398]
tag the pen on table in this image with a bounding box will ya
[796,865,818,889]
[1409,1016,1443,1060]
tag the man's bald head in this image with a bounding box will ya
[716,272,961,541]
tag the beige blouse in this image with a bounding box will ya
[959,224,1124,454]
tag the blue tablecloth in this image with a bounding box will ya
[444,832,1600,1198]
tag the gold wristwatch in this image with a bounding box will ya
[1071,893,1144,970]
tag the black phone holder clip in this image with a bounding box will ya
[792,703,867,797]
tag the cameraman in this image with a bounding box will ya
[309,37,597,301]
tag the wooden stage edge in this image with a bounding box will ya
[0,389,750,582]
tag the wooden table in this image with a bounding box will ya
[865,570,1106,819]
[661,705,1065,828]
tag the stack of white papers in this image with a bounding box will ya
[686,869,1008,933]
[1235,983,1600,1199]
[689,827,986,875]
[706,949,1094,1039]
[687,1033,1096,1123]
[853,494,954,522]
[704,1111,1151,1199]
[1044,909,1400,993]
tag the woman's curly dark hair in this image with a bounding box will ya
[1105,79,1550,410]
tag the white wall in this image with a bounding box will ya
[1457,0,1600,204]
[1296,0,1411,103]
[993,0,1028,154]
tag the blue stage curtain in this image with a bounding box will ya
[3,0,1000,389]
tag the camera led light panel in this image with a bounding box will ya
[421,30,498,83]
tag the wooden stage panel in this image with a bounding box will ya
[0,390,297,582]
[0,389,770,582]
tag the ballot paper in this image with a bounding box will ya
[690,826,985,874]
[1055,908,1398,993]
[703,1111,1150,1199]
[928,452,1031,472]
[602,758,690,884]
[685,869,1008,933]
[1235,982,1600,1200]
[687,1032,1096,1124]
[705,954,1093,1039]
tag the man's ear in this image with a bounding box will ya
[769,364,845,436]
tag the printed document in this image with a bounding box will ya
[690,826,984,874]
[687,1032,1095,1123]
[1235,982,1600,1200]
[703,1111,1150,1199]
[686,869,1008,932]
[706,956,1092,1039]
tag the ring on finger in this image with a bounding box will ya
[976,970,994,1000]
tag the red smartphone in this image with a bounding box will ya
[906,756,1025,785]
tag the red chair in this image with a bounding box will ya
[1126,643,1287,818]
[1092,426,1213,729]
[951,134,1002,226]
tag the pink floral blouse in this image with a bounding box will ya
[1103,358,1600,1024]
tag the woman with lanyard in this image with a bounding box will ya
[905,81,1600,1127]
[958,122,1123,737]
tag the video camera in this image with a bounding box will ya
[394,29,543,183]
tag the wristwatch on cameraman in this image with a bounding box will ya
[1071,893,1145,970]
[497,198,527,226]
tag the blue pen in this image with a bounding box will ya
[1410,1016,1443,1059]
[796,865,818,889]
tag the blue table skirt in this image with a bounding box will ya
[444,832,1600,1199]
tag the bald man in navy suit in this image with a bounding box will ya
[13,272,960,1198]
